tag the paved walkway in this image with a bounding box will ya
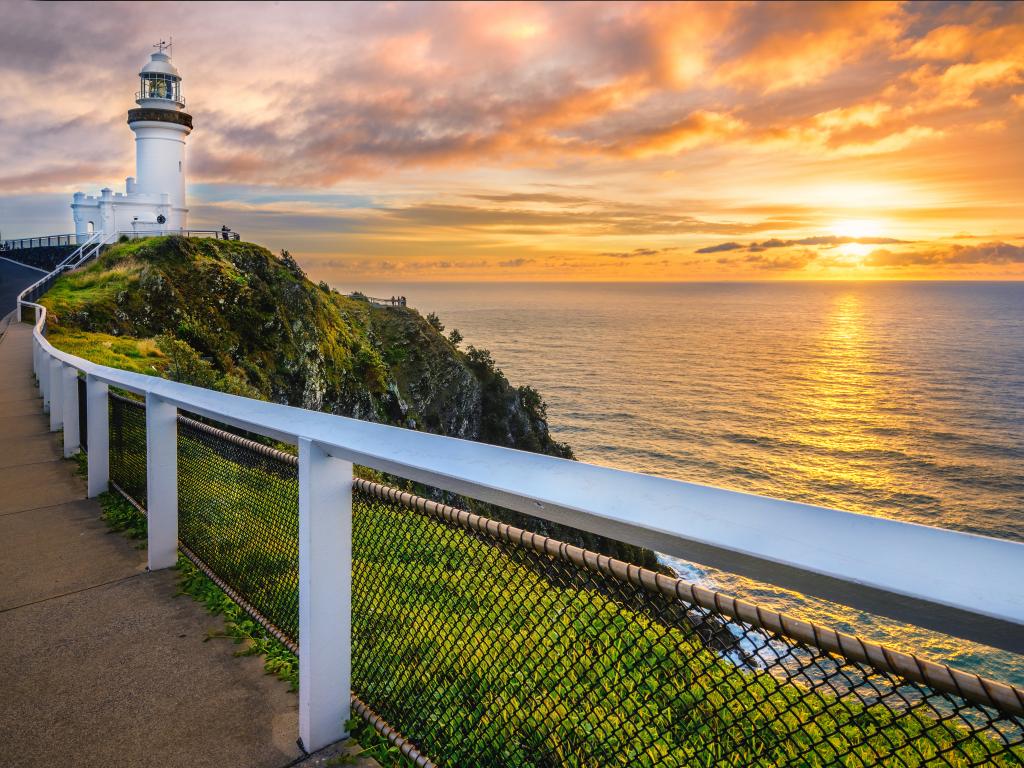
[0,322,371,767]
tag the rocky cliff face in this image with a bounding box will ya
[42,235,573,461]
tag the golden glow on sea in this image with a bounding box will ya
[801,293,897,495]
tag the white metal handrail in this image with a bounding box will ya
[15,245,1024,752]
[59,230,108,269]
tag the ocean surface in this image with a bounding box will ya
[348,281,1024,684]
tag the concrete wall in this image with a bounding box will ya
[1,245,77,271]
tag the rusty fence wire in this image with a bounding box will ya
[93,393,1024,767]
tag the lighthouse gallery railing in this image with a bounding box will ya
[18,241,1024,765]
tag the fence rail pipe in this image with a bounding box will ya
[298,437,353,752]
[86,376,109,497]
[62,365,80,456]
[49,357,62,431]
[145,392,178,571]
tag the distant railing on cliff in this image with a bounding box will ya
[348,292,407,308]
[15,248,1024,763]
[119,229,240,241]
[1,233,83,250]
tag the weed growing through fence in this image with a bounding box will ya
[73,453,147,541]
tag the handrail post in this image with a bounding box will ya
[62,366,80,456]
[297,437,351,752]
[49,357,62,431]
[146,393,178,570]
[86,375,109,497]
[40,348,50,412]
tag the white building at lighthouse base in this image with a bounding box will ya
[72,178,186,238]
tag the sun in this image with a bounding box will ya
[829,219,887,261]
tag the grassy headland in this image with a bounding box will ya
[41,235,572,456]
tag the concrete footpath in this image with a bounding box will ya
[0,321,373,768]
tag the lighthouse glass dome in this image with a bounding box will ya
[139,72,181,103]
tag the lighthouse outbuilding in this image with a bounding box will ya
[72,43,194,239]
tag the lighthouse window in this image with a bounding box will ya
[140,73,179,102]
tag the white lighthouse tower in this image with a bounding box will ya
[72,42,194,239]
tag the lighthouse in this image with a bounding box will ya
[72,42,194,238]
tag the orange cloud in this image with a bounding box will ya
[712,1,906,93]
[610,111,747,157]
[866,242,1024,267]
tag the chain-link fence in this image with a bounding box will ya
[77,375,87,451]
[176,414,300,644]
[109,392,147,506]
[95,394,1024,767]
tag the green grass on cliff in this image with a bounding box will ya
[41,236,389,405]
[46,327,165,375]
[40,235,571,459]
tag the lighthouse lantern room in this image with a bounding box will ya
[72,41,194,239]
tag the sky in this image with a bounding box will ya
[1,0,1022,282]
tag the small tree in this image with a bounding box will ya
[448,328,463,346]
[279,249,306,279]
[155,335,219,389]
[426,312,445,333]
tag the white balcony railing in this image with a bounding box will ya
[16,245,1024,753]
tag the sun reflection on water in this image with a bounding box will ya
[708,291,1018,683]
[788,292,901,508]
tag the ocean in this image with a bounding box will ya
[348,280,1024,683]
